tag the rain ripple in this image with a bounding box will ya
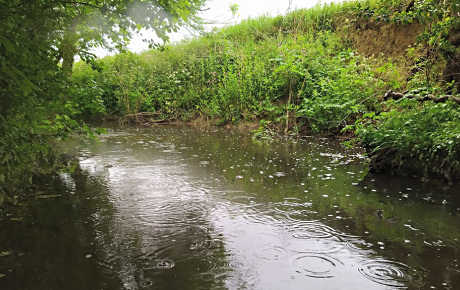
[358,259,426,287]
[255,245,289,261]
[289,223,343,239]
[291,254,344,278]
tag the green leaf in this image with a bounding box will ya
[0,36,15,53]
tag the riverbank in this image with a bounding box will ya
[70,0,459,183]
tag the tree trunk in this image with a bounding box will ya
[443,28,460,94]
[61,32,78,78]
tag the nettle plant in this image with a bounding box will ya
[353,98,460,177]
[292,33,382,133]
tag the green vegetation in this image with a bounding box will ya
[0,0,206,209]
[72,0,460,181]
[73,2,384,129]
[355,99,460,179]
[1,0,460,209]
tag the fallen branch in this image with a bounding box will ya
[383,90,460,105]
[120,112,168,124]
[123,112,160,118]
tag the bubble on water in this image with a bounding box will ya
[152,259,175,269]
[291,254,343,278]
[358,260,425,287]
[139,280,153,287]
[404,224,420,231]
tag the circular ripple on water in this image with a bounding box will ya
[225,254,250,271]
[226,195,256,204]
[238,207,280,225]
[344,239,374,251]
[151,258,175,269]
[196,258,227,283]
[255,245,288,261]
[358,260,425,287]
[291,254,344,278]
[286,210,318,222]
[271,200,311,214]
[290,223,341,239]
[188,230,220,253]
[182,201,214,220]
[133,201,211,227]
[287,237,344,254]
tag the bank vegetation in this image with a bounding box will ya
[1,0,460,210]
[72,0,460,182]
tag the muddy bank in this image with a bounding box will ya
[348,20,423,58]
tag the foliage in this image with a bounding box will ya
[292,35,383,133]
[73,36,281,123]
[345,0,460,180]
[356,0,460,90]
[72,3,389,128]
[0,0,207,205]
[71,0,460,181]
[353,100,460,178]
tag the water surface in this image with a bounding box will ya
[1,125,460,289]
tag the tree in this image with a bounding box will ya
[0,0,207,200]
[55,0,207,76]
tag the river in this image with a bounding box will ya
[1,125,460,289]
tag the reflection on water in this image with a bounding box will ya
[1,125,460,289]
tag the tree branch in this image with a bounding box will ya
[383,90,460,105]
[61,1,100,9]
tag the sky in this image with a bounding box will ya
[93,0,336,56]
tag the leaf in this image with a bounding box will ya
[363,112,375,119]
[0,251,12,257]
[0,36,15,53]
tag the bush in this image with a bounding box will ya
[355,99,460,179]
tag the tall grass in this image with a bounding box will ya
[73,1,392,126]
[71,0,460,180]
